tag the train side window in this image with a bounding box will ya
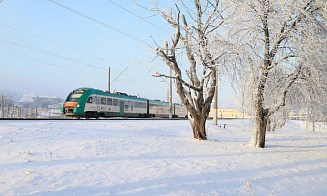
[125,105,128,111]
[107,98,112,105]
[131,106,133,111]
[87,97,93,103]
[101,97,106,105]
[135,102,139,108]
[143,103,147,108]
[96,97,100,104]
[113,99,118,106]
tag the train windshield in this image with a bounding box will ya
[68,90,85,101]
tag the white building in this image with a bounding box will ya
[18,93,63,108]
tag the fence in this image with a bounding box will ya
[0,106,64,119]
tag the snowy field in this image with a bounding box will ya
[0,119,326,195]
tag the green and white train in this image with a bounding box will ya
[61,87,187,118]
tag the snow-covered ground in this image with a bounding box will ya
[0,119,326,195]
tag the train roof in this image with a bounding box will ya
[72,87,183,106]
[72,87,146,102]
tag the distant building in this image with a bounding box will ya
[209,108,250,119]
[18,93,63,108]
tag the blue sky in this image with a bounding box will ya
[0,0,235,107]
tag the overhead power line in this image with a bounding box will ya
[48,0,153,48]
[0,51,106,78]
[0,2,170,88]
[0,39,107,70]
[106,0,169,34]
[0,22,126,67]
[0,24,159,84]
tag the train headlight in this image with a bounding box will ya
[77,104,80,108]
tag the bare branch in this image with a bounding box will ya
[152,72,201,92]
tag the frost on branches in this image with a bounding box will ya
[153,0,229,140]
[228,0,326,147]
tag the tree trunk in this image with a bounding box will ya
[251,109,268,148]
[189,115,207,140]
[250,82,269,148]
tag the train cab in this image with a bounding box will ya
[61,89,86,116]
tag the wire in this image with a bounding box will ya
[106,0,169,34]
[0,39,107,70]
[0,22,126,67]
[111,67,128,84]
[48,0,154,48]
[0,51,106,78]
[104,1,193,51]
[0,38,163,86]
[1,2,173,90]
[0,27,160,85]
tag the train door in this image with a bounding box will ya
[119,100,124,116]
[96,95,100,113]
[146,100,149,117]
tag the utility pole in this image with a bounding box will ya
[108,67,111,92]
[213,75,218,125]
[164,41,173,119]
[213,85,218,125]
[169,67,173,118]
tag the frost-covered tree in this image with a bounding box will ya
[289,33,327,126]
[228,0,326,147]
[152,0,229,139]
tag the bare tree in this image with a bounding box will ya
[153,0,229,139]
[228,0,326,147]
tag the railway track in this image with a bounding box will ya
[0,117,188,121]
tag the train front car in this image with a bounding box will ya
[61,88,89,118]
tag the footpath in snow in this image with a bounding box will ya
[0,119,326,195]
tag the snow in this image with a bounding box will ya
[0,119,326,195]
